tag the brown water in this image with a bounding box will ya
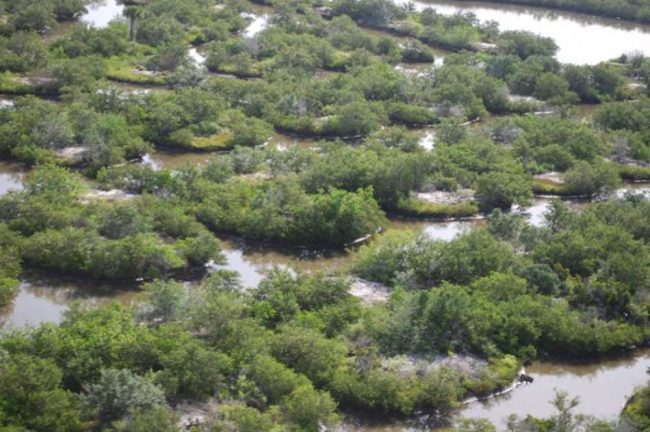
[392,0,650,64]
[3,274,646,428]
[571,104,600,121]
[218,240,351,289]
[0,276,137,329]
[0,188,648,426]
[341,350,650,431]
[2,155,645,328]
[141,133,318,170]
[460,350,650,427]
[20,0,650,424]
[0,217,476,329]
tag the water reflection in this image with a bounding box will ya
[0,162,24,196]
[417,129,436,150]
[616,183,650,198]
[517,197,553,227]
[461,350,650,427]
[0,276,137,329]
[81,0,124,28]
[241,13,270,38]
[140,134,318,171]
[339,350,650,431]
[218,239,350,289]
[142,151,211,171]
[189,47,207,69]
[393,0,650,64]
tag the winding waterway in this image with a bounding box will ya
[6,0,649,427]
[342,350,650,431]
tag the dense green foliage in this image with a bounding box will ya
[0,223,20,305]
[0,270,519,431]
[355,198,650,358]
[2,188,648,429]
[0,0,649,430]
[596,96,650,164]
[622,377,650,431]
[0,165,224,278]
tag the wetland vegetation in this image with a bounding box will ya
[0,0,649,430]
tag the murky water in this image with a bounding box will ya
[82,0,650,63]
[0,162,24,196]
[218,239,351,289]
[570,104,600,121]
[1,181,648,427]
[392,0,650,64]
[12,0,650,423]
[342,350,650,431]
[81,0,124,28]
[0,240,351,328]
[0,276,137,329]
[461,350,650,427]
[140,133,319,171]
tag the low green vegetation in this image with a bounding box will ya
[355,199,650,358]
[1,190,648,430]
[0,270,521,431]
[0,223,20,306]
[0,0,649,430]
[622,377,650,431]
[0,165,223,279]
[395,196,480,218]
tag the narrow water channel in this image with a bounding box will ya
[7,1,650,425]
[1,171,647,431]
[2,174,647,330]
[80,0,650,63]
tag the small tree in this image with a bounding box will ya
[122,4,144,42]
[84,369,166,423]
[564,161,620,197]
